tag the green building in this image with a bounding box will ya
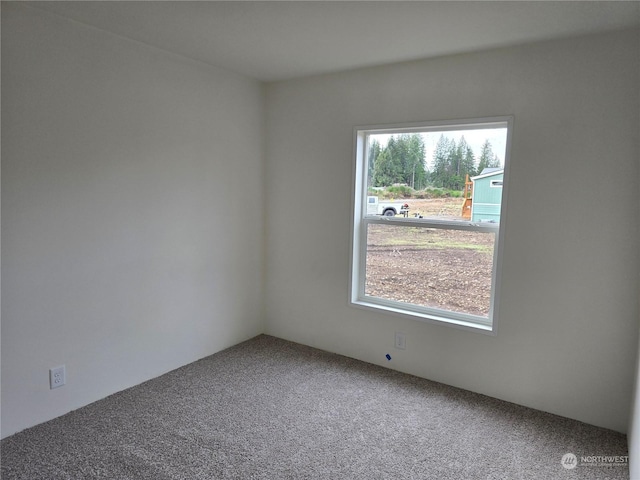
[471,168,504,223]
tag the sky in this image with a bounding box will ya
[371,128,508,169]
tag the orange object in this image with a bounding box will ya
[461,174,473,219]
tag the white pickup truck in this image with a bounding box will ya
[366,196,410,217]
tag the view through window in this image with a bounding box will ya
[351,118,511,331]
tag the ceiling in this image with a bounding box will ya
[28,1,640,82]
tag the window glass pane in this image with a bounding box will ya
[366,128,507,224]
[365,224,495,317]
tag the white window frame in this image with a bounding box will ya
[349,116,513,334]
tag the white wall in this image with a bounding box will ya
[627,96,640,478]
[629,337,640,478]
[265,29,640,433]
[1,4,264,438]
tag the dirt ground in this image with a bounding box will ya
[365,197,494,317]
[402,197,465,220]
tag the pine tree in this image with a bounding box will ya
[371,134,427,189]
[488,153,501,169]
[455,136,476,188]
[431,135,456,188]
[478,140,501,173]
[372,149,400,187]
[386,136,408,184]
[407,134,427,189]
[367,139,381,188]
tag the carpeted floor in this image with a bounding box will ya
[1,335,629,479]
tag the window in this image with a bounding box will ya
[350,117,512,332]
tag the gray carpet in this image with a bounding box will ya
[1,335,629,479]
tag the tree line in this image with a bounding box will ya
[369,134,502,191]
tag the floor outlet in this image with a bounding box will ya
[395,332,406,350]
[50,365,66,389]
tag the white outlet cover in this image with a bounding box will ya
[50,365,66,389]
[395,332,406,350]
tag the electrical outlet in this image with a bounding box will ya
[395,332,406,350]
[50,365,66,389]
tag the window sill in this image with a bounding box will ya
[350,298,496,335]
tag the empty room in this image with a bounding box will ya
[2,1,640,479]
